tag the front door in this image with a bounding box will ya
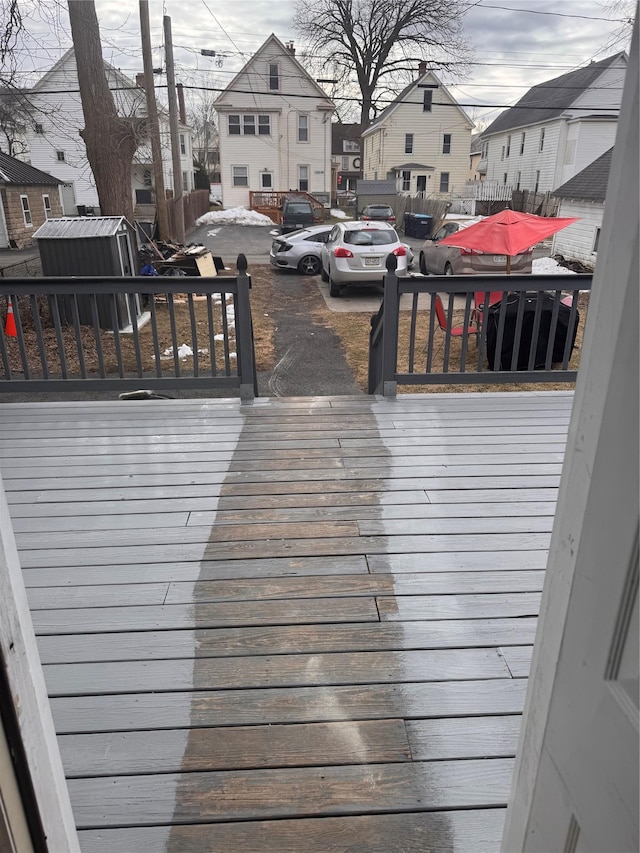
[416,175,427,193]
[59,183,76,216]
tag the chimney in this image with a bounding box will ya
[285,41,295,56]
[418,61,427,76]
[176,82,187,124]
[136,72,145,88]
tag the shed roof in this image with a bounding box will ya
[553,147,614,202]
[484,52,626,136]
[0,151,62,186]
[33,216,132,239]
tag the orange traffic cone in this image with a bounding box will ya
[5,299,17,337]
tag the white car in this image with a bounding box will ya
[320,221,409,297]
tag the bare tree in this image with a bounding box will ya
[187,92,219,181]
[294,0,472,126]
[67,0,140,221]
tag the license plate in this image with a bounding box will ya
[493,255,507,263]
[364,257,380,267]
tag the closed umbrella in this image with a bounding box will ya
[437,208,579,273]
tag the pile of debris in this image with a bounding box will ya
[139,238,226,278]
[553,254,594,274]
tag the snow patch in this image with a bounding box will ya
[196,207,275,227]
[532,256,577,275]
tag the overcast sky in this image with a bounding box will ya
[14,0,635,126]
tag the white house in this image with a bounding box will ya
[214,35,336,208]
[361,65,474,199]
[479,52,626,194]
[549,147,613,268]
[25,49,194,215]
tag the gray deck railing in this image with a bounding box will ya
[0,254,257,398]
[369,255,592,396]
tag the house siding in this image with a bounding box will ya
[215,38,334,208]
[484,120,562,192]
[362,74,472,198]
[556,120,618,188]
[551,199,603,265]
[0,185,63,249]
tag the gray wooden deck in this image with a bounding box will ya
[0,391,573,852]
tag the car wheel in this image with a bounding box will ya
[419,252,428,275]
[321,264,329,282]
[298,254,321,276]
[444,263,454,275]
[329,274,341,297]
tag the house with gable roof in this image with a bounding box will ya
[0,150,63,249]
[478,53,626,194]
[214,35,336,209]
[24,48,194,217]
[360,64,474,199]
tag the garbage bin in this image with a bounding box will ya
[403,212,416,236]
[412,214,433,238]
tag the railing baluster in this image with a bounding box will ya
[109,296,125,378]
[127,293,144,377]
[544,291,562,370]
[167,293,181,376]
[187,293,199,377]
[510,293,527,371]
[50,294,67,379]
[408,292,418,373]
[69,294,87,379]
[221,292,231,375]
[90,294,106,378]
[425,293,437,374]
[0,306,12,381]
[149,297,163,377]
[527,290,544,371]
[30,295,49,380]
[206,293,217,376]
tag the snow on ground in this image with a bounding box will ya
[532,256,576,274]
[196,207,274,227]
[331,208,348,219]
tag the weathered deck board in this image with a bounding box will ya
[0,391,573,850]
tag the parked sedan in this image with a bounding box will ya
[320,221,409,296]
[269,224,333,275]
[361,203,396,223]
[419,220,533,275]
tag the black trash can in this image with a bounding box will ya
[412,214,433,238]
[403,212,416,236]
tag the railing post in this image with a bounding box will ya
[380,254,399,397]
[235,254,257,400]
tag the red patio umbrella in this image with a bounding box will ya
[437,208,579,273]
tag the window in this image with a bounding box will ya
[232,166,248,187]
[56,150,65,162]
[35,123,44,135]
[258,115,270,135]
[442,133,451,154]
[343,140,359,152]
[243,115,256,135]
[43,194,52,219]
[516,171,521,190]
[260,171,273,189]
[506,135,511,157]
[405,133,414,154]
[539,128,545,152]
[180,134,186,155]
[520,132,526,155]
[534,170,540,193]
[230,113,270,135]
[20,195,32,226]
[298,165,309,191]
[481,141,488,158]
[503,173,508,184]
[228,115,241,135]
[182,171,189,191]
[423,90,432,112]
[342,156,349,170]
[402,170,411,191]
[593,227,601,253]
[501,146,505,161]
[439,172,449,193]
[269,63,279,90]
[298,114,309,142]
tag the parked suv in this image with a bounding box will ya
[361,203,396,223]
[281,198,315,234]
[320,221,408,297]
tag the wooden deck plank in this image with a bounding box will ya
[59,719,412,777]
[36,617,539,664]
[499,645,535,677]
[43,648,511,697]
[50,679,528,733]
[406,715,522,761]
[77,808,506,853]
[377,592,541,621]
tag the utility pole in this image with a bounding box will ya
[163,14,185,243]
[139,0,169,241]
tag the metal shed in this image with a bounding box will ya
[33,216,141,330]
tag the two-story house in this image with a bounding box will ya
[478,52,626,194]
[25,49,194,216]
[331,124,362,197]
[214,35,335,208]
[361,65,474,199]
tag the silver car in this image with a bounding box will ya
[419,220,533,276]
[320,221,409,297]
[269,225,333,275]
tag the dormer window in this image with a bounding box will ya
[423,90,432,112]
[269,63,279,90]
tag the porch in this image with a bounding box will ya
[0,389,571,851]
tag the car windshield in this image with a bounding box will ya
[344,229,397,246]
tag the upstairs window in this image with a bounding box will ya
[35,123,44,135]
[243,115,256,135]
[506,135,511,157]
[56,150,65,162]
[298,114,309,142]
[539,128,545,152]
[258,115,271,135]
[520,132,526,155]
[442,133,451,154]
[269,63,279,90]
[423,90,432,112]
[405,133,414,154]
[179,134,186,155]
[343,140,359,152]
[228,115,241,135]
